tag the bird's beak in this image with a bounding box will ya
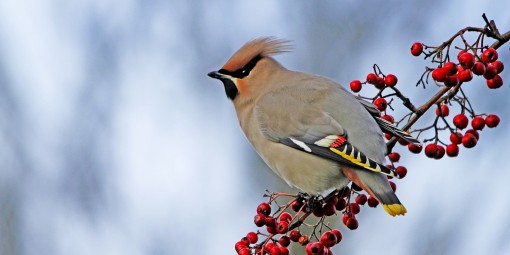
[207,71,224,80]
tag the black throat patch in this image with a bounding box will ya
[221,79,238,100]
[217,54,263,100]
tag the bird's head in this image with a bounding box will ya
[208,37,292,101]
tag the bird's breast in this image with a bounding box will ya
[238,114,348,194]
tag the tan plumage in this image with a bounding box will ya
[208,37,410,216]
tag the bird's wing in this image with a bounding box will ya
[357,97,421,145]
[254,88,396,177]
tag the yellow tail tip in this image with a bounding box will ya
[382,204,407,216]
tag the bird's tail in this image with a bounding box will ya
[342,167,406,217]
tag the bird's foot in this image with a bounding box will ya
[296,192,323,213]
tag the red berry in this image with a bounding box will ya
[279,236,291,247]
[466,129,480,140]
[436,104,449,117]
[277,221,289,234]
[472,62,486,76]
[388,152,400,162]
[457,65,465,73]
[443,62,458,76]
[432,68,447,82]
[289,230,301,242]
[257,202,271,216]
[462,133,478,148]
[408,143,423,154]
[388,181,396,191]
[446,144,459,157]
[444,74,459,87]
[345,217,359,230]
[385,74,398,87]
[484,64,498,80]
[384,133,393,140]
[267,225,278,235]
[238,248,250,255]
[457,49,468,60]
[265,243,275,251]
[471,116,486,130]
[279,212,292,223]
[297,235,311,247]
[270,246,282,255]
[382,114,395,123]
[312,206,324,217]
[322,203,336,217]
[487,75,503,89]
[349,202,361,214]
[491,61,504,74]
[453,114,469,129]
[458,69,473,82]
[374,98,388,111]
[331,229,342,243]
[338,187,350,198]
[351,183,363,191]
[367,196,379,207]
[265,216,276,227]
[305,243,313,255]
[374,77,385,90]
[280,247,290,255]
[320,231,337,248]
[290,200,303,212]
[355,194,368,205]
[481,48,498,63]
[240,237,250,247]
[308,242,325,255]
[254,214,266,227]
[424,143,438,158]
[247,232,258,244]
[350,80,362,92]
[450,132,463,144]
[366,73,377,84]
[396,166,408,178]
[434,145,445,159]
[485,114,500,128]
[235,241,248,253]
[341,213,350,225]
[411,42,423,56]
[326,196,338,207]
[458,52,475,69]
[335,198,347,211]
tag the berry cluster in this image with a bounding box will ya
[349,38,504,161]
[408,44,503,158]
[419,47,504,89]
[419,112,500,159]
[235,186,382,255]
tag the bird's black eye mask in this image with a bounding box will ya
[218,54,263,79]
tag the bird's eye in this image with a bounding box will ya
[236,55,263,78]
[220,55,263,79]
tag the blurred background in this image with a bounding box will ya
[1,0,509,254]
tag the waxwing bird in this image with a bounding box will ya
[208,37,419,216]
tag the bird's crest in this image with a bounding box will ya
[222,37,292,72]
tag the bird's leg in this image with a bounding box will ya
[296,192,309,201]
